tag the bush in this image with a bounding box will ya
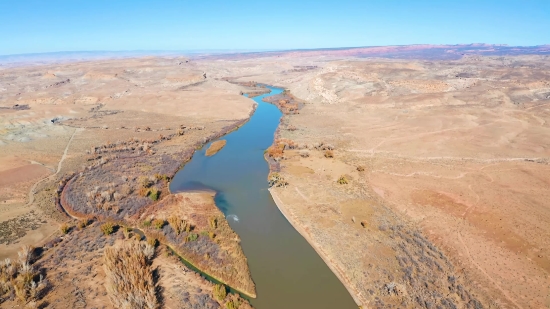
[337,175,348,184]
[299,150,309,158]
[226,300,238,309]
[142,220,152,228]
[149,188,160,201]
[101,222,115,235]
[213,284,227,301]
[268,172,288,188]
[168,216,188,235]
[60,223,70,234]
[152,219,165,229]
[77,219,90,230]
[123,227,132,239]
[147,237,159,247]
[104,242,158,309]
[208,231,216,239]
[186,233,198,242]
[209,217,217,229]
[139,176,153,188]
[357,165,365,172]
[324,150,334,158]
[139,187,150,197]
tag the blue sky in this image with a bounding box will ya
[0,0,549,55]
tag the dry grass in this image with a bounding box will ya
[213,283,227,301]
[168,216,188,235]
[101,222,116,235]
[60,223,70,234]
[152,219,165,230]
[0,246,47,306]
[337,175,348,185]
[103,241,158,309]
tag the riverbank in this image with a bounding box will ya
[268,188,364,306]
[170,86,358,309]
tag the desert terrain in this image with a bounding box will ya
[0,57,263,308]
[1,45,549,308]
[199,49,550,308]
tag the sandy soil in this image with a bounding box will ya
[205,140,227,156]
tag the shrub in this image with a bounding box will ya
[209,217,217,229]
[139,187,150,197]
[77,219,89,230]
[357,165,365,172]
[268,172,288,188]
[149,188,160,201]
[213,284,227,301]
[168,216,187,235]
[226,300,238,309]
[186,233,198,242]
[147,237,159,247]
[0,247,46,304]
[152,219,165,229]
[324,150,334,158]
[142,220,152,228]
[123,227,132,239]
[139,176,153,188]
[265,144,284,159]
[337,175,348,184]
[60,223,70,234]
[208,231,216,239]
[299,150,309,158]
[103,242,158,309]
[101,222,115,235]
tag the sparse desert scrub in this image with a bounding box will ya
[186,233,199,242]
[268,172,288,188]
[356,165,365,172]
[0,247,46,306]
[77,219,90,229]
[103,242,158,309]
[147,238,159,247]
[265,145,284,160]
[101,222,116,235]
[209,217,217,229]
[299,150,309,158]
[337,175,348,184]
[168,216,188,235]
[143,194,256,297]
[149,187,160,201]
[205,140,227,156]
[324,150,334,158]
[152,219,165,229]
[60,223,70,234]
[213,284,227,301]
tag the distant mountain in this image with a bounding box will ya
[2,45,549,66]
[200,44,550,60]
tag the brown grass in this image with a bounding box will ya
[0,246,46,306]
[168,216,188,235]
[60,223,70,234]
[205,140,227,156]
[101,222,115,235]
[103,241,158,309]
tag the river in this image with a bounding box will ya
[170,86,357,309]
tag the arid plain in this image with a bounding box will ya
[1,46,550,308]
